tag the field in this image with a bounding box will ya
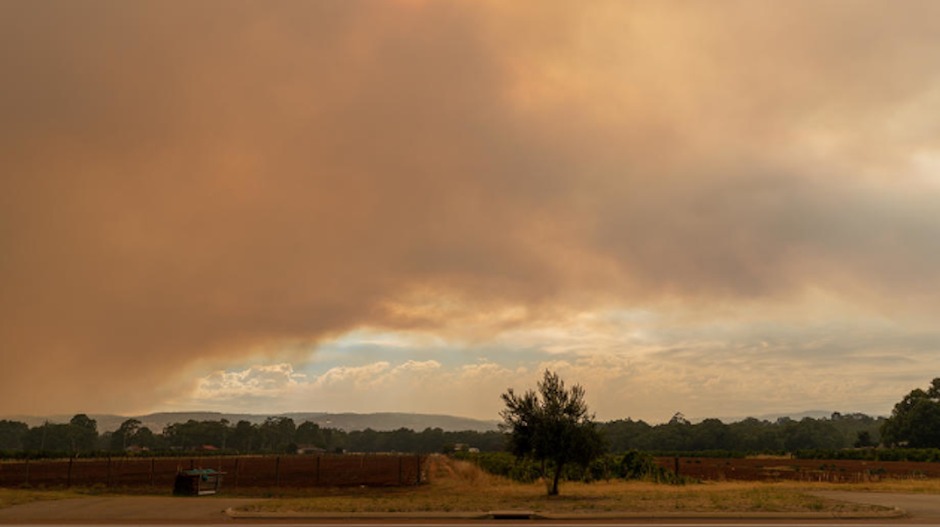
[4,451,940,516]
[0,454,425,489]
[237,456,895,515]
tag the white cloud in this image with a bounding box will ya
[390,359,442,376]
[314,362,392,389]
[193,363,305,400]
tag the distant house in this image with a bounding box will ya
[297,445,326,455]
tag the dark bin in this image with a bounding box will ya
[173,468,224,496]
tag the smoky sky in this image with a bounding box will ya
[3,0,940,415]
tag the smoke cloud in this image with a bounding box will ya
[3,1,940,414]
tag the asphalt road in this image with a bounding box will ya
[2,524,940,527]
[0,492,939,525]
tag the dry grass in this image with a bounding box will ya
[0,488,78,509]
[239,456,888,514]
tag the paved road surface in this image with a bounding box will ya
[0,491,939,524]
[3,523,940,527]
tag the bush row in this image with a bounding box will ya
[452,450,685,484]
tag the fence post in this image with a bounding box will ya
[107,457,112,487]
[275,456,280,487]
[233,457,239,490]
[415,455,421,484]
[398,456,403,485]
[67,456,74,488]
[150,458,155,487]
[315,456,320,486]
[24,458,29,486]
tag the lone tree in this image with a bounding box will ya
[500,370,604,495]
[882,378,940,448]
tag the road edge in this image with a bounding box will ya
[225,507,907,521]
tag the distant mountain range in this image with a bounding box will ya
[3,411,501,433]
[4,409,884,434]
[708,410,837,423]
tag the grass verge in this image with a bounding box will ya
[0,488,79,510]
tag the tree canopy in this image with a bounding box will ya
[882,378,940,448]
[500,370,604,495]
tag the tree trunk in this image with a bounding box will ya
[549,463,563,496]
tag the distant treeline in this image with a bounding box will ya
[602,412,885,453]
[0,411,886,459]
[0,415,505,458]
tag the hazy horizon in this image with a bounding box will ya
[3,1,940,423]
[2,407,869,433]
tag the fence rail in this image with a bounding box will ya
[0,454,426,489]
[656,456,940,482]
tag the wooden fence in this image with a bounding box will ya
[0,454,426,489]
[656,456,940,482]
